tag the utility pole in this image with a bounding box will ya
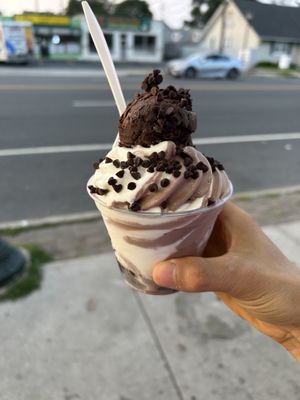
[219,0,228,53]
[35,0,40,13]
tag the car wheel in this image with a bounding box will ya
[227,68,239,80]
[185,67,197,78]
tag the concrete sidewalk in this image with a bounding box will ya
[0,221,299,400]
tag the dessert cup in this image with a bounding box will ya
[88,181,233,295]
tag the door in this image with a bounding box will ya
[120,34,127,61]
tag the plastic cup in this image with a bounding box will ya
[88,182,233,295]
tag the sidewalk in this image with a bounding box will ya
[0,220,299,400]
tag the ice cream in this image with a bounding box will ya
[87,70,232,294]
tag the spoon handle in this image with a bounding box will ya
[82,1,127,116]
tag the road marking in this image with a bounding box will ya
[192,132,300,145]
[1,83,300,91]
[0,68,150,78]
[0,132,300,157]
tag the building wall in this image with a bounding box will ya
[251,42,300,67]
[200,0,260,63]
[80,17,164,63]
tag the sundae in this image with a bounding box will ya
[88,70,232,294]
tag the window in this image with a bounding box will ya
[270,42,292,55]
[205,54,230,62]
[134,35,156,52]
[89,33,113,52]
[104,33,113,50]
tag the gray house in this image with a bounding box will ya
[199,0,300,66]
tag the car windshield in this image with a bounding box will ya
[186,54,203,62]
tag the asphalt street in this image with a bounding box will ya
[0,66,299,223]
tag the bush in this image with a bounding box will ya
[255,61,278,68]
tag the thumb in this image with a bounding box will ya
[153,255,236,293]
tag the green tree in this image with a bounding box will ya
[65,0,111,16]
[185,0,222,27]
[114,0,152,19]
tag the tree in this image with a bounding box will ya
[65,0,111,16]
[185,0,222,27]
[114,0,152,19]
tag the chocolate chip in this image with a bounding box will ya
[216,161,225,171]
[192,171,199,179]
[184,170,192,179]
[113,159,120,168]
[134,157,143,167]
[147,167,155,173]
[129,165,138,172]
[108,177,117,186]
[88,185,108,196]
[173,170,181,178]
[165,166,174,174]
[105,157,112,163]
[116,170,125,178]
[141,159,151,168]
[158,151,165,160]
[205,156,225,172]
[120,161,128,169]
[127,182,136,190]
[88,185,97,193]
[161,178,170,187]
[127,152,135,160]
[183,157,192,167]
[156,162,165,172]
[129,201,141,212]
[173,163,182,170]
[149,152,158,161]
[148,183,158,192]
[207,197,215,206]
[161,201,168,209]
[113,184,122,193]
[131,171,141,180]
[196,162,209,172]
[98,188,109,196]
[93,162,99,169]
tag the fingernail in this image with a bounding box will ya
[153,261,176,289]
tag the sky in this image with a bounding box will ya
[0,0,193,29]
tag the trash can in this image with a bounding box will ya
[278,54,291,70]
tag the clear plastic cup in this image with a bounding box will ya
[88,182,233,295]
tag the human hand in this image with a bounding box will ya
[153,202,300,362]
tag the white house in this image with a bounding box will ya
[79,15,165,63]
[199,0,300,66]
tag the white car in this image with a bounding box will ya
[167,53,244,79]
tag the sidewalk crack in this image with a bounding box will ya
[133,292,184,400]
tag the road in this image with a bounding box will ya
[0,66,299,223]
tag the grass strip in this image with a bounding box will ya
[0,244,52,302]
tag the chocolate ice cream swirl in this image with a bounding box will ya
[118,70,197,148]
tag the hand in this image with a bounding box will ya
[153,202,300,362]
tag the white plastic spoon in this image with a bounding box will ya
[82,1,126,146]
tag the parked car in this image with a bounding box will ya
[167,53,244,79]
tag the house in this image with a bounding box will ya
[79,15,165,63]
[199,0,300,67]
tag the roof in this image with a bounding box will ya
[234,0,300,42]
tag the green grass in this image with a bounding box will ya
[255,61,278,69]
[0,245,52,302]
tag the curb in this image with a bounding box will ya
[0,185,299,231]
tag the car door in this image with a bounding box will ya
[201,55,229,78]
